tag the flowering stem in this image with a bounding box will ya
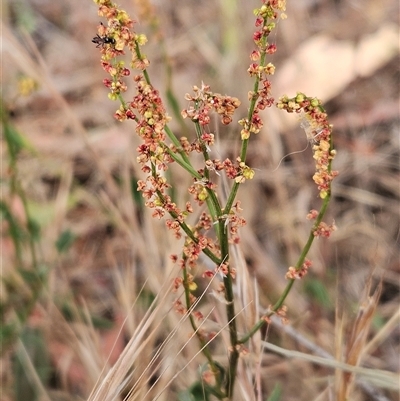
[181,261,224,390]
[134,42,151,85]
[155,187,222,265]
[238,155,334,345]
[223,149,244,215]
[161,144,223,237]
[92,2,338,399]
[224,37,267,215]
[219,24,273,397]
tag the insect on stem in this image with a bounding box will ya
[92,22,116,48]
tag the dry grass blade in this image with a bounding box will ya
[151,303,252,401]
[89,264,223,401]
[261,340,398,391]
[16,340,52,401]
[361,307,400,357]
[87,283,173,401]
[339,280,383,399]
[135,307,216,401]
[271,315,394,401]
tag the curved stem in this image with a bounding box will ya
[238,160,334,345]
[182,263,223,386]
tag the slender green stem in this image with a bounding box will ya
[216,217,239,397]
[181,262,225,392]
[238,167,334,345]
[224,138,248,215]
[162,145,202,179]
[131,41,229,268]
[193,120,210,178]
[134,41,151,85]
[154,184,221,265]
[164,125,193,167]
[223,30,267,216]
[116,92,128,109]
[134,37,227,232]
[158,144,223,245]
[219,23,271,398]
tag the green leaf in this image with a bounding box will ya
[13,327,51,401]
[0,200,26,243]
[27,217,41,241]
[303,278,332,308]
[3,122,36,157]
[178,382,211,401]
[0,323,19,356]
[55,230,76,254]
[266,383,282,401]
[19,267,47,291]
[90,314,114,330]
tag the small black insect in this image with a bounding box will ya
[92,23,116,48]
[92,33,116,48]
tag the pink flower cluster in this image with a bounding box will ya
[285,259,312,280]
[277,93,338,199]
[238,1,287,140]
[181,82,241,126]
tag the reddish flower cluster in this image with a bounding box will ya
[217,263,236,279]
[173,269,199,314]
[276,305,289,325]
[185,158,254,207]
[238,111,266,140]
[93,0,152,118]
[285,259,312,280]
[239,1,286,140]
[93,2,132,99]
[313,141,339,199]
[181,83,241,126]
[199,158,255,187]
[277,93,338,199]
[313,221,337,238]
[224,211,246,244]
[264,304,289,325]
[307,209,337,237]
[137,170,184,226]
[187,180,210,205]
[184,236,212,265]
[201,262,238,281]
[131,77,171,149]
[173,299,186,315]
[306,209,319,220]
[172,276,183,293]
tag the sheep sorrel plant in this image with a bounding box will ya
[91,0,337,399]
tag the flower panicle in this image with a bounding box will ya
[93,0,151,118]
[276,92,339,199]
[182,82,241,126]
[242,1,286,141]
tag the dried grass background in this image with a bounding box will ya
[1,0,399,400]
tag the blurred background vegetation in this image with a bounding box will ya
[1,0,399,400]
